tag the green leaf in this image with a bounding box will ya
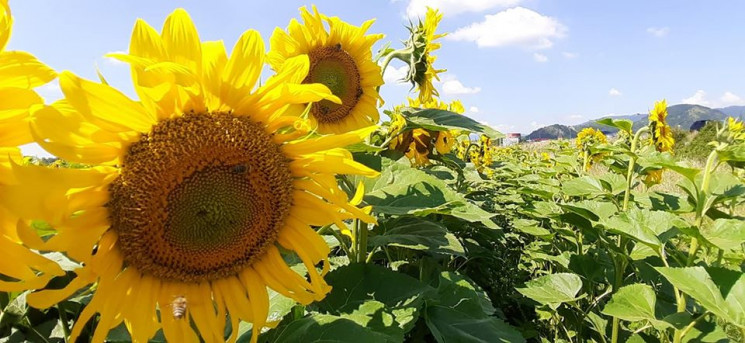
[654,267,737,326]
[370,217,464,256]
[700,218,745,251]
[268,310,401,343]
[317,263,433,334]
[717,143,745,166]
[365,159,498,228]
[562,176,606,197]
[561,200,618,222]
[602,284,671,329]
[517,273,583,307]
[596,118,633,134]
[601,209,680,249]
[424,272,524,343]
[402,108,504,138]
[512,218,552,238]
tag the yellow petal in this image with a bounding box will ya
[221,30,264,106]
[161,8,201,73]
[282,126,375,156]
[0,0,10,51]
[0,51,56,88]
[59,71,155,133]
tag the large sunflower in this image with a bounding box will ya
[648,99,674,152]
[268,6,384,134]
[5,9,377,343]
[0,0,61,292]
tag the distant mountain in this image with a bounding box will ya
[716,105,745,119]
[526,104,729,140]
[526,124,577,140]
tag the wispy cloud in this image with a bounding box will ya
[646,27,670,38]
[406,0,522,18]
[562,52,578,59]
[609,88,622,96]
[533,53,548,62]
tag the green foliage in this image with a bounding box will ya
[677,121,719,160]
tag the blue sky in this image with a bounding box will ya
[7,0,745,155]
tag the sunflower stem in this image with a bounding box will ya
[378,48,413,91]
[356,219,368,263]
[57,302,71,342]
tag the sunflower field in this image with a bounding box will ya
[1,3,745,343]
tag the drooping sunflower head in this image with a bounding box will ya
[648,99,674,153]
[404,7,446,103]
[268,6,384,134]
[14,8,378,343]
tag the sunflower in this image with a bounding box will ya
[5,9,377,343]
[575,127,607,151]
[648,99,674,152]
[405,128,431,166]
[0,0,61,292]
[406,7,446,103]
[268,6,383,134]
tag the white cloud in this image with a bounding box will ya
[682,90,711,107]
[530,121,544,129]
[469,106,479,113]
[406,0,522,18]
[533,53,548,62]
[609,88,622,96]
[719,91,745,106]
[562,52,578,59]
[449,7,567,49]
[438,74,482,95]
[647,27,670,38]
[382,65,409,86]
[568,114,583,120]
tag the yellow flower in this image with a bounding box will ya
[435,130,454,154]
[268,6,384,134]
[6,9,378,343]
[407,97,464,114]
[406,7,446,103]
[575,127,607,151]
[404,128,431,166]
[726,116,745,141]
[648,99,674,152]
[0,0,61,293]
[644,169,664,186]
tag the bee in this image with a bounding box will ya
[232,164,247,174]
[335,43,342,50]
[170,295,188,320]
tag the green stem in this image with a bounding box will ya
[377,48,412,92]
[356,220,368,263]
[622,127,648,211]
[674,312,709,343]
[661,246,685,312]
[612,127,647,343]
[582,150,589,175]
[57,302,71,343]
[610,256,626,343]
